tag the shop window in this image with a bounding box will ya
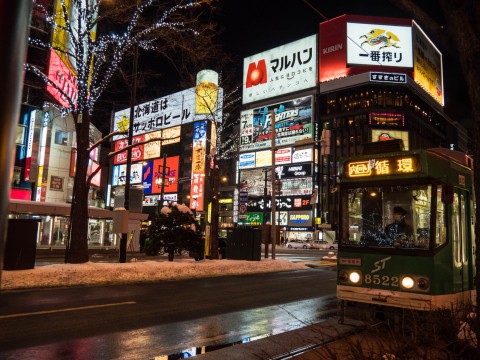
[54,130,69,145]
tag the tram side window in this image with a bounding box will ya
[452,193,467,265]
[435,187,447,247]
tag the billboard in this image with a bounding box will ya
[412,21,444,106]
[243,35,317,104]
[112,163,143,186]
[47,0,97,107]
[113,87,223,140]
[240,96,313,152]
[320,15,414,82]
[190,121,207,211]
[371,129,409,150]
[113,126,181,164]
[151,156,179,194]
[346,22,413,68]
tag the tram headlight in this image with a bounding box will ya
[417,277,430,290]
[338,270,362,285]
[400,275,430,291]
[338,271,348,282]
[349,271,361,284]
[401,276,415,289]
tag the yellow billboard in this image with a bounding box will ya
[412,21,444,106]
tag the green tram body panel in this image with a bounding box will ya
[337,148,475,310]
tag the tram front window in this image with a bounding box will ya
[343,184,433,250]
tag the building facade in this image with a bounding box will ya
[236,15,470,243]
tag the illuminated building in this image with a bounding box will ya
[238,15,470,243]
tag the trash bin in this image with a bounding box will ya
[3,219,40,270]
[226,228,262,261]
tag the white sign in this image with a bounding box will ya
[242,35,317,104]
[113,87,223,140]
[292,148,312,163]
[346,23,413,68]
[112,163,143,186]
[275,148,292,165]
[239,152,256,169]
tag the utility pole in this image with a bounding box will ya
[119,42,138,263]
[270,110,277,260]
[159,152,167,208]
[0,0,32,282]
[263,168,269,258]
[209,156,220,259]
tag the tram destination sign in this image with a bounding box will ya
[345,154,421,178]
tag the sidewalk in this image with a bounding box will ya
[197,317,364,359]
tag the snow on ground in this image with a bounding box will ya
[1,259,309,290]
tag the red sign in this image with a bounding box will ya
[113,135,145,165]
[151,156,179,194]
[47,49,78,108]
[245,59,267,88]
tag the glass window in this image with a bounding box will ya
[342,184,432,250]
[452,192,467,266]
[435,187,446,247]
[54,130,69,145]
[16,125,26,145]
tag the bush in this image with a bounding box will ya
[147,203,203,261]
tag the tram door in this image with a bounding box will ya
[452,191,470,293]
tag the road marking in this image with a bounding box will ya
[0,301,136,319]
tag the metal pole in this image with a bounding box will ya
[263,168,269,258]
[119,42,138,263]
[160,152,167,208]
[270,110,276,259]
[0,0,32,282]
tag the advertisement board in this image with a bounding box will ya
[288,211,313,227]
[239,152,256,169]
[412,21,444,106]
[247,196,314,212]
[113,135,144,165]
[371,129,409,150]
[112,163,143,186]
[47,0,97,107]
[243,34,317,104]
[346,22,413,68]
[320,15,414,82]
[240,96,313,152]
[190,121,207,211]
[240,169,313,197]
[151,156,179,194]
[292,148,313,163]
[113,87,223,140]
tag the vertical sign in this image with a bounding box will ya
[190,121,207,211]
[24,110,37,181]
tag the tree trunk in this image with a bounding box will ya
[65,111,91,263]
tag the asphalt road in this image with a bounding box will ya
[0,268,337,359]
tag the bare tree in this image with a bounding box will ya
[188,69,241,258]
[390,0,480,349]
[27,0,218,263]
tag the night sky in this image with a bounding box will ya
[219,0,470,126]
[96,1,470,133]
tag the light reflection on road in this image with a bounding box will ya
[0,296,336,360]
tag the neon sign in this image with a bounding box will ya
[345,155,420,178]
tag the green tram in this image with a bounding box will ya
[337,143,475,314]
